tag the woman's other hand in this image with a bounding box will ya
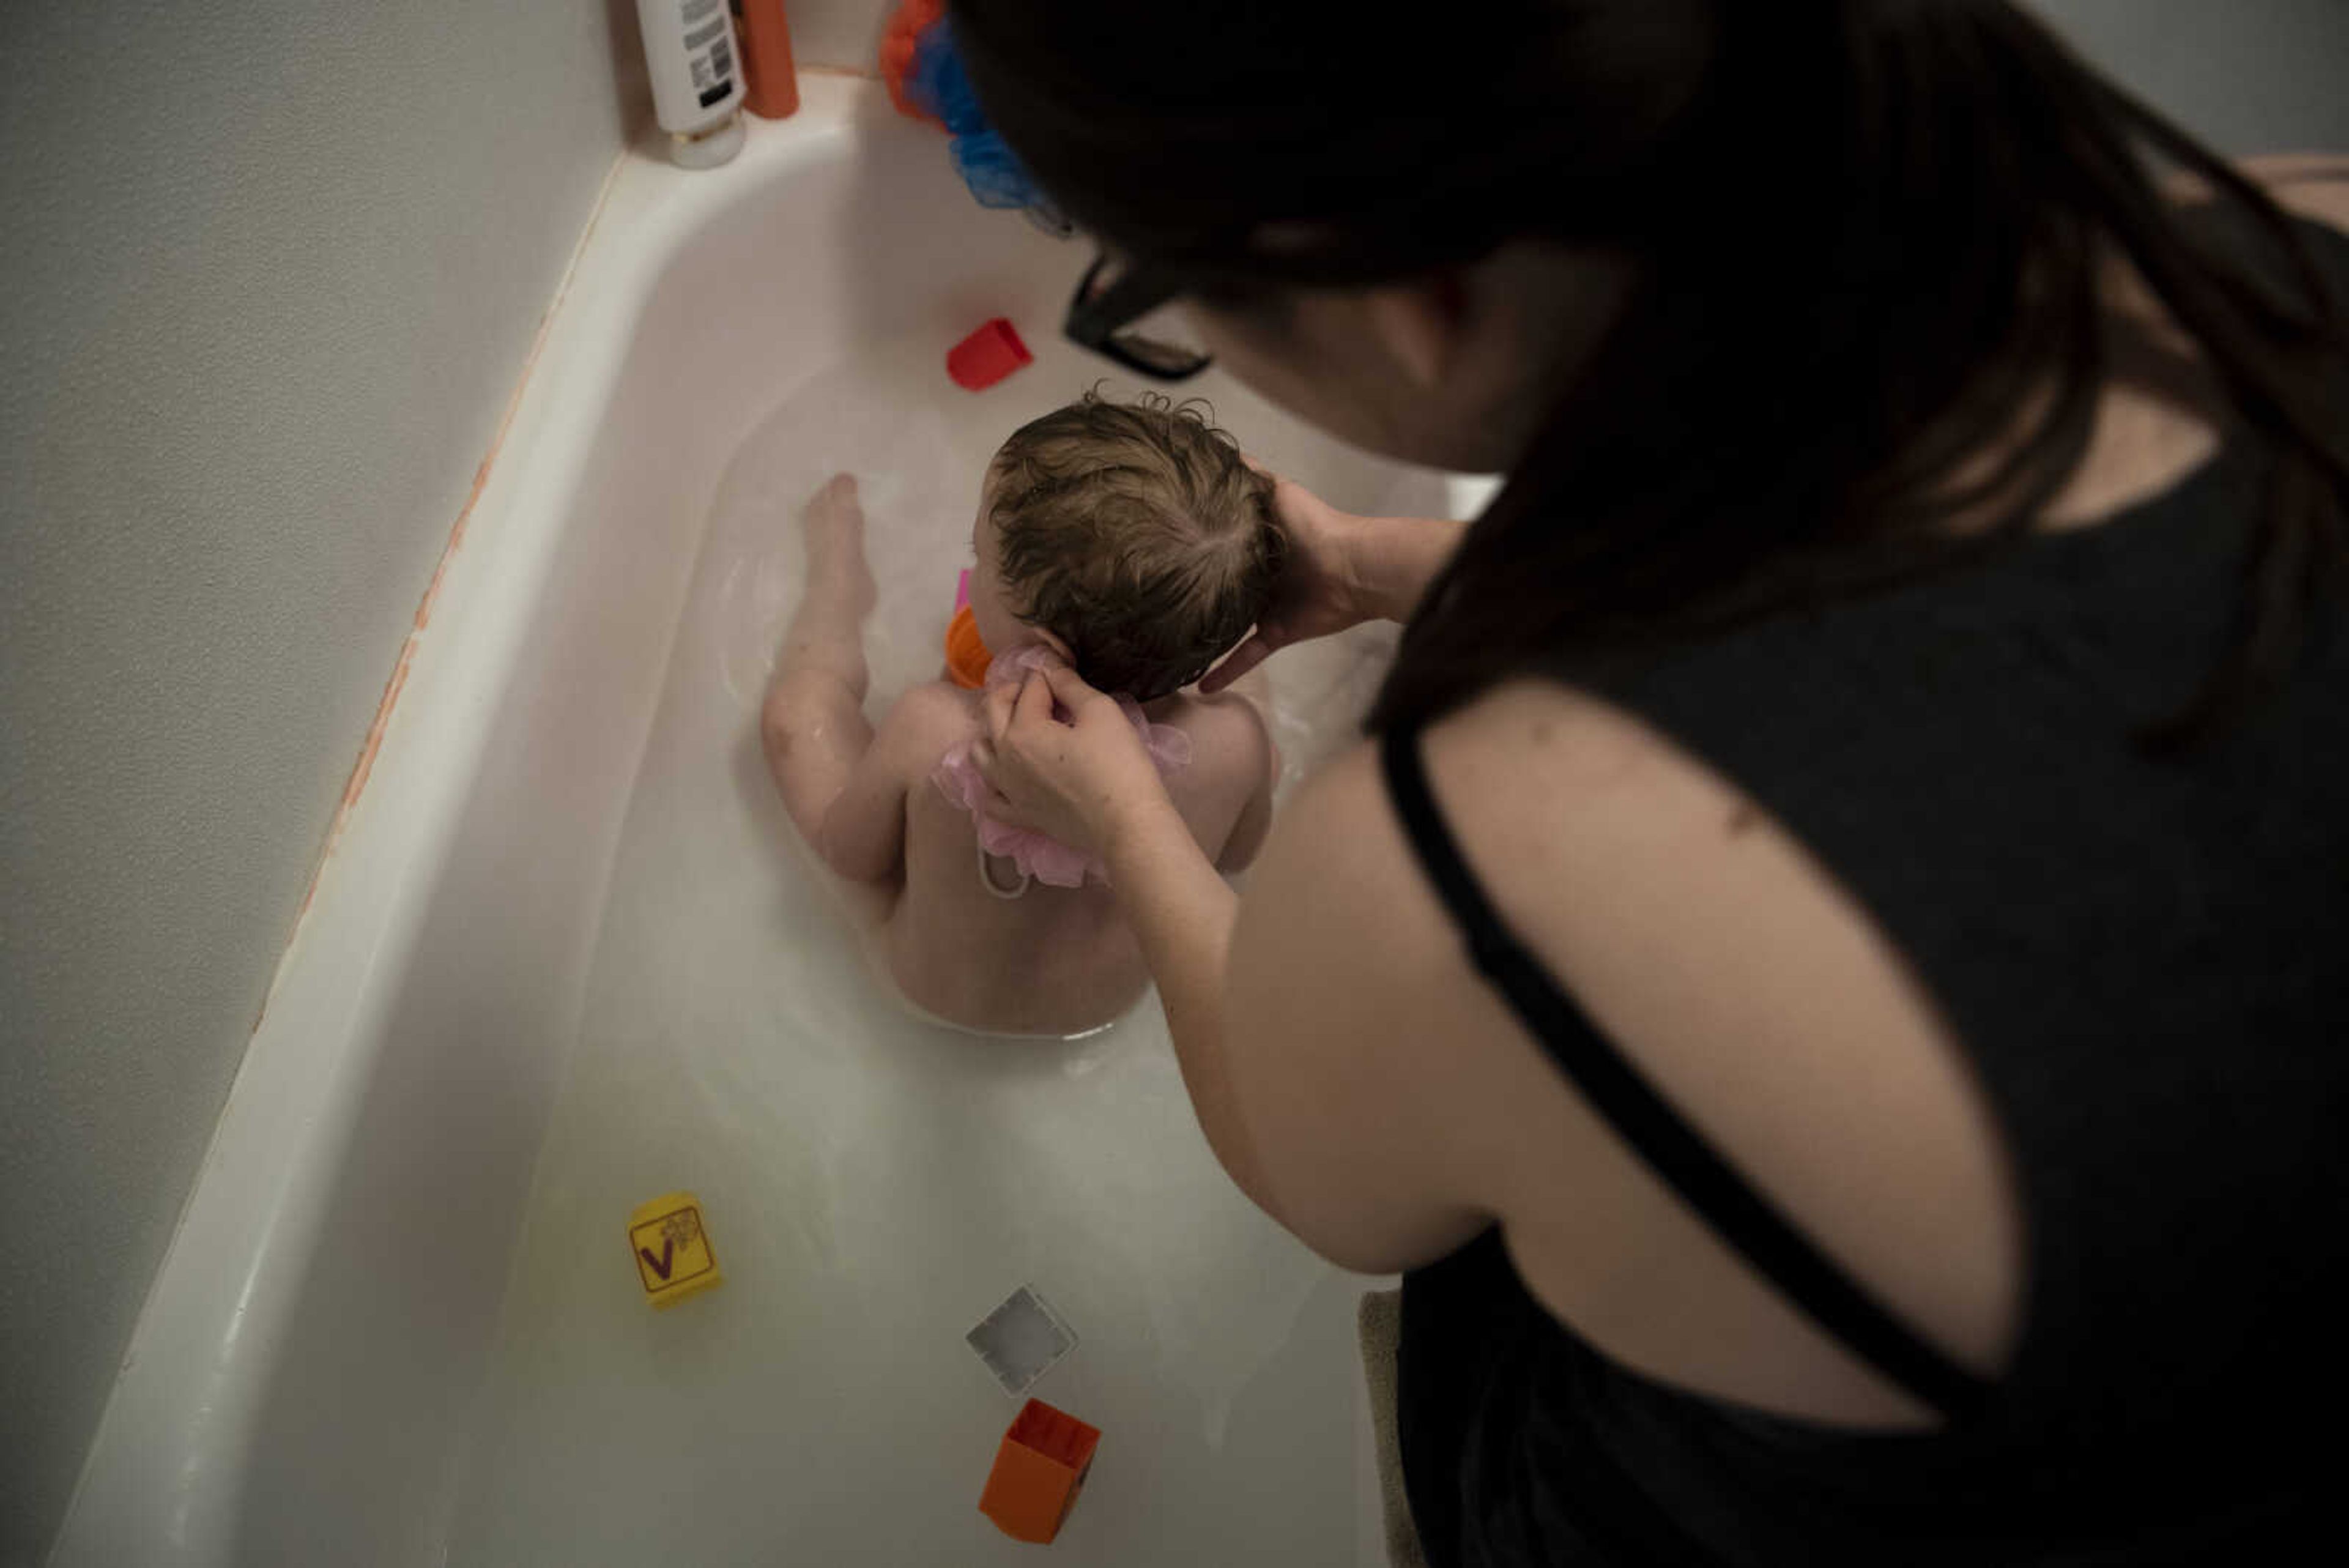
[976,662,1167,856]
[1200,475,1469,693]
[1200,477,1377,693]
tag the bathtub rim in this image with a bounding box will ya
[44,79,880,1568]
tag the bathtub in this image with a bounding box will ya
[52,78,1478,1567]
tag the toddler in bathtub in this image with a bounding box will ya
[760,393,1280,1036]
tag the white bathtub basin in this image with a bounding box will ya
[53,78,1468,1567]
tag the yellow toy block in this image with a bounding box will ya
[628,1191,723,1308]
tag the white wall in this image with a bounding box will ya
[0,4,638,1562]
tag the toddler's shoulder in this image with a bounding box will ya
[877,680,978,764]
[886,677,976,724]
[1163,690,1274,789]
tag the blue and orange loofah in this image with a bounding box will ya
[879,1,1066,225]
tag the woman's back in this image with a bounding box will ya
[1390,437,2347,1562]
[1356,214,2349,1567]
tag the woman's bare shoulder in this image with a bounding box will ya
[1236,677,2021,1408]
[2243,152,2349,211]
[1214,680,1709,1272]
[2187,154,2349,232]
[1236,678,1709,1001]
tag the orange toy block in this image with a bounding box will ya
[978,1399,1100,1545]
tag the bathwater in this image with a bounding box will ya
[443,329,1450,1566]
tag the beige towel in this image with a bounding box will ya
[1358,1289,1429,1568]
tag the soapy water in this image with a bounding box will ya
[443,333,1449,1566]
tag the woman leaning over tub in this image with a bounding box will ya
[954,2,2349,1562]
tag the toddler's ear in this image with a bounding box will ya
[1033,628,1076,663]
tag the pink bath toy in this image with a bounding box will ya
[931,647,1190,889]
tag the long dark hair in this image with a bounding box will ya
[954,0,2349,742]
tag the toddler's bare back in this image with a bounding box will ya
[876,680,1271,1036]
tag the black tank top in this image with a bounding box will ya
[1383,231,2349,1566]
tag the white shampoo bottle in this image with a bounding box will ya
[637,0,745,168]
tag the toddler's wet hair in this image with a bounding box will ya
[989,390,1284,700]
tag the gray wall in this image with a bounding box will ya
[0,4,637,1562]
[793,0,2349,154]
[2030,0,2349,154]
[0,0,2343,1565]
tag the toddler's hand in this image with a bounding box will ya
[974,662,1167,857]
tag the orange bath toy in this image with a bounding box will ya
[978,1399,1100,1545]
[945,603,993,689]
[880,0,948,127]
[945,569,992,688]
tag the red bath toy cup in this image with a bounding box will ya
[947,319,1033,390]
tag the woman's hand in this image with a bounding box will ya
[975,661,1169,857]
[1200,475,1470,694]
[1200,477,1378,693]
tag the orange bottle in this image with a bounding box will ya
[730,0,800,118]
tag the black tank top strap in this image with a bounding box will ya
[1378,719,1994,1423]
